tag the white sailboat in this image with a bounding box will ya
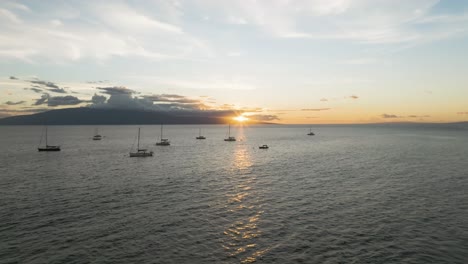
[92,127,102,140]
[196,128,206,140]
[130,128,153,157]
[224,124,236,141]
[38,126,61,151]
[155,124,170,146]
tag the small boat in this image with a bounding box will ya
[259,145,269,149]
[92,128,102,140]
[196,128,206,140]
[38,126,61,151]
[224,124,236,141]
[130,128,153,157]
[155,124,170,146]
[307,128,315,136]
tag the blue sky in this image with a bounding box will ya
[1,0,468,123]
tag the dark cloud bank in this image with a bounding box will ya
[0,86,277,125]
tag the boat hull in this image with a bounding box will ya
[129,152,153,157]
[38,147,61,151]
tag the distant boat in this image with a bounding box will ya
[130,128,153,157]
[196,128,206,140]
[155,124,170,146]
[38,126,61,151]
[259,144,269,149]
[307,128,315,136]
[92,127,102,140]
[224,124,236,141]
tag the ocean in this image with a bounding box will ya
[1,124,467,263]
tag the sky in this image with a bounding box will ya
[1,0,468,124]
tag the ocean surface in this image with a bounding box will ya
[1,124,468,264]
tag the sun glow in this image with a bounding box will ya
[233,115,249,122]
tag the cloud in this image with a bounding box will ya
[143,94,200,104]
[27,79,68,93]
[301,108,331,111]
[320,98,328,102]
[30,80,60,89]
[25,87,43,93]
[97,86,135,95]
[0,2,211,62]
[348,95,359,99]
[407,115,430,118]
[457,112,468,115]
[9,76,18,80]
[34,94,49,106]
[381,113,401,118]
[201,0,468,46]
[47,96,84,106]
[4,100,25,105]
[247,114,280,122]
[33,93,84,106]
[47,87,67,93]
[91,93,107,104]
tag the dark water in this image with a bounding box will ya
[1,124,468,263]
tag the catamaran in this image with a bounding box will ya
[38,126,61,151]
[224,124,236,141]
[130,128,153,157]
[196,128,206,140]
[155,124,170,146]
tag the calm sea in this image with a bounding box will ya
[1,124,467,263]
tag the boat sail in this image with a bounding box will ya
[224,124,236,141]
[130,128,153,157]
[38,126,61,151]
[156,124,170,146]
[196,128,206,140]
[92,127,102,140]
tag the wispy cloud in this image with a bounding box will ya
[4,100,25,105]
[202,0,468,46]
[381,113,401,118]
[0,1,211,62]
[301,108,331,111]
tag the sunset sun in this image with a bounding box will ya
[233,115,249,122]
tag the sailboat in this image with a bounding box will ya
[196,128,206,140]
[38,126,61,151]
[307,128,315,136]
[92,127,102,140]
[155,124,170,146]
[130,128,153,157]
[224,124,236,141]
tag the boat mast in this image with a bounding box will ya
[137,127,140,150]
[45,126,48,146]
[199,128,201,136]
[161,124,163,139]
[228,124,231,137]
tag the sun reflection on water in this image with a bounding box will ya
[222,142,270,263]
